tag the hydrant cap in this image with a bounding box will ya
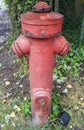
[32,0,51,13]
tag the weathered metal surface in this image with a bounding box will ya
[12,35,70,126]
[29,38,54,125]
[12,0,70,127]
[23,30,61,38]
[12,35,30,57]
[21,12,63,38]
[54,36,70,55]
[32,0,51,13]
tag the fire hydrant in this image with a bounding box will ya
[12,0,70,126]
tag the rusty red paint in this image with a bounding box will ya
[32,0,51,13]
[21,12,63,38]
[12,36,70,126]
[12,0,70,126]
[12,35,30,57]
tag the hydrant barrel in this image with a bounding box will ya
[29,38,54,125]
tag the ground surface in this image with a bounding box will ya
[0,7,84,130]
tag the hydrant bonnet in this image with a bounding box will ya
[20,1,64,38]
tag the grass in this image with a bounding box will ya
[54,43,84,78]
[0,76,84,130]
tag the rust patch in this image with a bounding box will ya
[23,30,61,38]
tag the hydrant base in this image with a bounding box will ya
[31,90,51,126]
[32,111,48,126]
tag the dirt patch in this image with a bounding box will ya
[0,48,30,98]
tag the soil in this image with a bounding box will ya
[0,48,29,96]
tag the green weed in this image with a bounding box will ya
[54,44,84,78]
[49,92,63,119]
[21,97,31,116]
[13,56,28,77]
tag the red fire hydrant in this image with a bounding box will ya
[12,0,70,126]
